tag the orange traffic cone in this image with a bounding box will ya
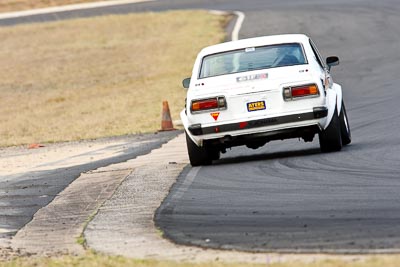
[160,101,176,131]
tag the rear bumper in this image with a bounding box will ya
[204,125,321,148]
[188,107,327,136]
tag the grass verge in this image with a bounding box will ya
[0,10,227,146]
[2,252,400,267]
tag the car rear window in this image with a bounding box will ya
[199,43,307,79]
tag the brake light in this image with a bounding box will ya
[191,96,226,113]
[283,84,319,100]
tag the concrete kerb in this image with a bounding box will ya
[10,133,188,256]
[11,165,134,255]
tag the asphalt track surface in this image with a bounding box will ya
[154,1,400,253]
[2,0,400,253]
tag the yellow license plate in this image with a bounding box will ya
[247,101,266,112]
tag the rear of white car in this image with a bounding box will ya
[181,34,351,166]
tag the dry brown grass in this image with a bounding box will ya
[0,0,111,13]
[2,252,400,267]
[0,10,227,146]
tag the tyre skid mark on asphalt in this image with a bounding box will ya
[277,156,398,180]
[217,145,397,183]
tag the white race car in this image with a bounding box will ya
[181,34,351,166]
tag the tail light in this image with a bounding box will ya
[283,84,319,101]
[191,96,226,113]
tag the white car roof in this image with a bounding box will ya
[199,34,310,56]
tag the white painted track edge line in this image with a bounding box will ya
[0,0,154,20]
[232,11,245,41]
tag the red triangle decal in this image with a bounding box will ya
[210,112,220,121]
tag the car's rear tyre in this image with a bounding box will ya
[208,148,221,161]
[319,105,342,152]
[339,101,351,146]
[186,132,212,166]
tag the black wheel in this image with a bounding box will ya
[185,132,212,166]
[319,105,342,152]
[339,101,351,146]
[207,147,220,161]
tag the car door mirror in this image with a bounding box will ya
[326,56,339,71]
[182,78,191,89]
